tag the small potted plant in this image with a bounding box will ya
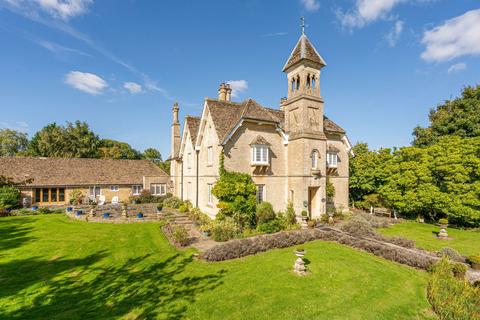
[199,223,212,237]
[467,255,480,270]
[438,218,449,228]
[31,205,38,211]
[157,203,163,213]
[103,212,110,219]
[307,219,316,229]
[137,212,144,219]
[295,246,306,258]
[66,207,73,213]
[452,262,468,279]
[76,210,83,216]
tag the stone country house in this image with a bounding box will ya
[0,157,169,206]
[170,31,353,219]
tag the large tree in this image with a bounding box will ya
[98,139,142,160]
[142,148,162,163]
[413,85,480,147]
[349,142,392,203]
[0,129,28,156]
[28,121,100,158]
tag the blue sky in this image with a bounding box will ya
[0,0,479,158]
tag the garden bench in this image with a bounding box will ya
[373,207,391,218]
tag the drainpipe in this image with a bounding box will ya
[180,161,184,201]
[196,149,199,208]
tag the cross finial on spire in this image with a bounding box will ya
[300,17,305,35]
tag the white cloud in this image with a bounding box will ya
[300,0,319,12]
[123,82,142,94]
[64,71,107,95]
[226,80,248,98]
[385,20,404,47]
[421,9,480,62]
[35,38,92,57]
[35,0,93,20]
[338,0,406,28]
[447,62,466,74]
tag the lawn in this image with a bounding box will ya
[379,221,480,257]
[0,215,435,319]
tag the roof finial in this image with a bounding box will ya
[300,17,305,35]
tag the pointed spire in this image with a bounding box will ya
[282,26,326,72]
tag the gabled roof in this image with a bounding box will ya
[203,98,345,145]
[282,34,326,72]
[185,116,201,145]
[0,157,168,187]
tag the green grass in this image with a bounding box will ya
[0,215,435,319]
[379,221,480,256]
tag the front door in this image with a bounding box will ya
[308,187,321,218]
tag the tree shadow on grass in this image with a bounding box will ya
[1,252,225,320]
[0,218,36,255]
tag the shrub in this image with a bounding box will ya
[178,204,188,213]
[211,218,240,242]
[437,247,466,263]
[162,222,190,246]
[341,215,376,238]
[467,255,480,265]
[257,219,283,234]
[307,219,317,229]
[256,202,276,224]
[156,203,163,212]
[355,211,391,228]
[301,210,308,217]
[172,225,189,246]
[68,189,84,205]
[438,218,449,225]
[163,196,182,209]
[452,262,468,277]
[427,257,480,320]
[0,186,20,210]
[386,236,415,249]
[212,168,257,228]
[326,181,335,203]
[285,202,297,225]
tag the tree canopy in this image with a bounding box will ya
[413,85,480,147]
[98,139,142,160]
[0,129,28,156]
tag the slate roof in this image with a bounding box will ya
[0,157,168,187]
[203,98,345,144]
[185,116,201,145]
[283,34,326,71]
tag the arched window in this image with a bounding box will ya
[311,150,318,169]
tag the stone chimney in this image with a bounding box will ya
[171,102,181,160]
[218,83,227,101]
[225,84,232,102]
[280,97,287,111]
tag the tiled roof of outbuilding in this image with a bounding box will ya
[0,157,167,186]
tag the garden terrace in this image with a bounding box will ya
[0,214,434,319]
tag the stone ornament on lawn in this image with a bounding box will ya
[437,218,449,239]
[294,248,307,275]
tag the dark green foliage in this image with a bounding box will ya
[28,121,100,158]
[413,85,480,147]
[98,139,142,159]
[326,181,335,202]
[0,129,28,156]
[285,202,297,225]
[142,148,162,163]
[0,186,20,210]
[256,202,275,224]
[257,219,283,234]
[212,166,257,228]
[349,143,393,203]
[427,257,480,320]
[379,136,480,226]
[129,190,171,204]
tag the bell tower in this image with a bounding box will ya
[282,19,326,140]
[283,19,328,218]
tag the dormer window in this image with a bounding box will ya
[251,144,269,166]
[311,150,318,169]
[327,152,338,168]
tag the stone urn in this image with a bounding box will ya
[121,203,128,218]
[294,249,307,275]
[437,219,449,239]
